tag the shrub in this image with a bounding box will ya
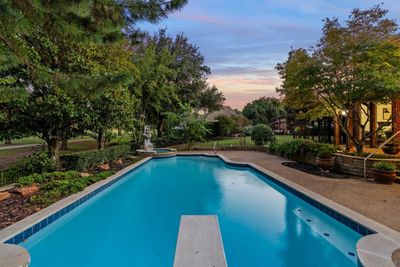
[215,115,236,137]
[317,151,333,159]
[107,135,131,147]
[268,139,337,158]
[268,141,280,153]
[317,143,338,154]
[281,139,318,157]
[244,125,253,136]
[251,124,274,146]
[29,170,115,205]
[4,151,54,181]
[17,171,80,187]
[153,136,183,147]
[372,162,397,172]
[60,145,130,171]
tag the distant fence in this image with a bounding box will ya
[168,135,299,151]
[0,171,17,187]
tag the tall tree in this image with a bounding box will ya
[132,30,224,137]
[275,49,327,121]
[242,97,286,125]
[0,0,187,163]
[132,41,178,138]
[199,85,225,114]
[0,67,29,144]
[276,5,400,152]
[88,86,136,149]
[24,86,88,166]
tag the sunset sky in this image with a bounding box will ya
[140,0,400,110]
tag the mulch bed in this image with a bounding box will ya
[0,193,42,230]
[0,157,139,230]
[282,161,353,179]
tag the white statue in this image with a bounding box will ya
[143,125,154,151]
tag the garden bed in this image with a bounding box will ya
[0,157,139,230]
[282,161,353,179]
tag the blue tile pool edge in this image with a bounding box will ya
[1,153,399,267]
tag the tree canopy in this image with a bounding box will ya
[242,97,286,126]
[132,29,224,137]
[0,0,189,165]
[276,5,400,152]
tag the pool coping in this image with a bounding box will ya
[0,153,399,267]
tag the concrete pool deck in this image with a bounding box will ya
[182,150,400,233]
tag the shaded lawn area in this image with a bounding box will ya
[0,147,36,171]
[60,139,98,154]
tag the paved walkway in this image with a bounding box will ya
[0,144,38,151]
[184,150,400,232]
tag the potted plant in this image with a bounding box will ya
[372,162,398,184]
[315,151,335,170]
[382,143,400,155]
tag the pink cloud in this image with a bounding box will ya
[224,91,280,110]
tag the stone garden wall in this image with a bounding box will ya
[333,153,400,178]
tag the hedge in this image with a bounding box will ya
[60,145,131,171]
[269,139,337,158]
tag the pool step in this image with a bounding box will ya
[173,215,227,267]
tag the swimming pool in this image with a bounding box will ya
[20,156,362,266]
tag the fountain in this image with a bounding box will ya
[136,125,177,158]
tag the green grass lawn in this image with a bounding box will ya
[0,137,44,146]
[0,147,34,157]
[60,139,98,154]
[0,135,94,147]
[190,135,294,149]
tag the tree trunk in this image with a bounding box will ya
[4,109,12,145]
[97,129,105,150]
[61,139,68,150]
[353,103,362,144]
[117,128,122,136]
[355,143,363,153]
[369,103,377,148]
[346,108,355,151]
[47,138,61,169]
[157,114,164,138]
[333,117,340,145]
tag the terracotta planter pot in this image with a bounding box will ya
[382,144,400,155]
[315,157,335,170]
[372,169,397,185]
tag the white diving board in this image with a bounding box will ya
[173,215,227,267]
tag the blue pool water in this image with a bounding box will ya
[21,156,361,266]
